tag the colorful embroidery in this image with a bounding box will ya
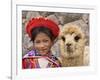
[22,50,61,69]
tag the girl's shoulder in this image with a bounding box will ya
[23,50,36,58]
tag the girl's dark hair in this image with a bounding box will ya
[31,26,55,42]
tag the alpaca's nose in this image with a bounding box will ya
[66,43,72,47]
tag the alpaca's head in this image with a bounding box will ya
[59,24,85,58]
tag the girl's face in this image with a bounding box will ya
[33,32,53,56]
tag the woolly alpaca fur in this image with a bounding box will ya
[59,24,85,67]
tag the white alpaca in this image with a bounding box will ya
[59,24,86,67]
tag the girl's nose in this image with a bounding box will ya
[39,43,45,48]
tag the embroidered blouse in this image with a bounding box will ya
[22,50,61,69]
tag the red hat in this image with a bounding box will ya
[26,17,60,38]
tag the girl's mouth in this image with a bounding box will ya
[38,49,48,53]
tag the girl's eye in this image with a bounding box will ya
[34,40,49,44]
[43,40,49,43]
[34,40,40,44]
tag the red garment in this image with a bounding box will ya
[22,56,61,69]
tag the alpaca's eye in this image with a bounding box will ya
[74,35,80,42]
[61,36,65,42]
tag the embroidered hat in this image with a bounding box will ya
[26,17,60,38]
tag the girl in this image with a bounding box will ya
[22,17,61,69]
